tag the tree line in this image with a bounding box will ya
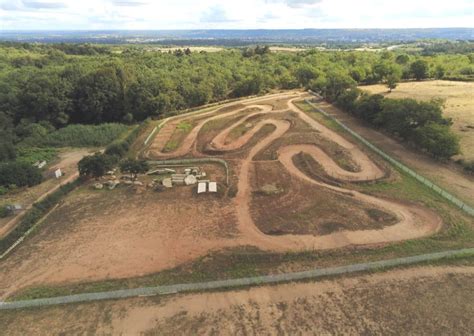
[1,42,472,178]
[330,88,460,159]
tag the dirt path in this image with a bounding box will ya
[317,99,474,207]
[0,149,89,239]
[108,266,474,335]
[4,265,471,335]
[145,92,442,251]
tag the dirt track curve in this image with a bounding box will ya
[146,92,442,251]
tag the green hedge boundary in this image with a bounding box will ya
[0,178,82,258]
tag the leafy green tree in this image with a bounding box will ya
[395,54,410,65]
[410,60,429,80]
[415,122,460,159]
[310,69,356,102]
[434,65,445,79]
[0,161,42,187]
[78,153,114,179]
[335,88,360,112]
[120,159,149,180]
[355,93,385,124]
[386,73,400,92]
[295,65,320,87]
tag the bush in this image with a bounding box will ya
[0,161,43,188]
[0,179,80,255]
[23,123,129,148]
[414,122,460,159]
[0,206,12,218]
[105,141,129,157]
[78,153,115,178]
[16,147,58,165]
[460,160,474,173]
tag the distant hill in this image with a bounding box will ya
[0,28,472,45]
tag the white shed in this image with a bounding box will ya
[197,182,207,194]
[208,182,217,193]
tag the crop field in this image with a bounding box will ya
[362,80,474,161]
[1,91,472,307]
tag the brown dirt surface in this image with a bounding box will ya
[362,80,474,161]
[2,266,473,335]
[1,91,446,300]
[315,98,474,207]
[0,165,240,299]
[251,161,397,236]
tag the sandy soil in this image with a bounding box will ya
[362,80,474,160]
[2,266,473,335]
[0,149,91,239]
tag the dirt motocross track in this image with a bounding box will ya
[146,91,442,252]
[0,91,444,301]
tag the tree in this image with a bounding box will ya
[295,65,320,87]
[78,153,114,179]
[309,69,356,102]
[410,60,429,80]
[415,122,460,159]
[434,65,445,79]
[0,162,42,188]
[395,54,410,65]
[355,93,385,124]
[335,88,360,112]
[120,159,149,180]
[386,73,400,92]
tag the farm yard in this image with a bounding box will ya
[2,90,472,305]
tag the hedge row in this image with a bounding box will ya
[104,124,143,158]
[0,178,81,256]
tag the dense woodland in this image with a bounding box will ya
[0,42,473,188]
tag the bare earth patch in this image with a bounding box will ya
[1,266,473,335]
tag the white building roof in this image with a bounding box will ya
[209,182,217,193]
[197,182,207,194]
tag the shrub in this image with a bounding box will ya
[15,147,58,165]
[0,179,80,255]
[105,141,129,157]
[78,153,116,178]
[0,162,43,188]
[23,123,128,148]
[460,160,474,173]
[0,206,12,218]
[414,122,460,159]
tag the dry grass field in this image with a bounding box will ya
[362,80,474,161]
[2,266,473,335]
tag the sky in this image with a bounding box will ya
[0,0,473,30]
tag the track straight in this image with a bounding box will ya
[1,248,473,310]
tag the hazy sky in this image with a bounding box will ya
[1,0,473,30]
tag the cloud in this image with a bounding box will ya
[266,0,322,8]
[0,0,66,10]
[23,1,66,9]
[111,0,148,6]
[200,5,236,23]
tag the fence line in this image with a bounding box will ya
[1,247,472,310]
[305,99,474,216]
[148,158,230,185]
